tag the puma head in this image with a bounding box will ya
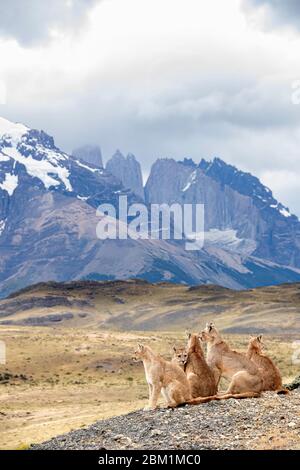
[172,346,188,368]
[200,322,219,343]
[249,335,264,352]
[133,343,146,361]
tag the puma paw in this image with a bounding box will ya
[143,405,157,411]
[167,403,177,409]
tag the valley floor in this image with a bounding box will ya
[0,326,299,450]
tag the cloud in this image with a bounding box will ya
[1,0,300,217]
[260,170,300,217]
[243,0,300,31]
[136,79,300,130]
[0,0,100,46]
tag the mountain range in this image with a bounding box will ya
[1,115,300,297]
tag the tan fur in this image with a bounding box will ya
[134,337,260,410]
[172,347,188,369]
[173,334,217,398]
[134,343,191,410]
[247,336,288,394]
[188,391,260,405]
[200,323,263,395]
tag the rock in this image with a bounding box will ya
[286,375,300,391]
[106,150,144,200]
[112,434,134,448]
[145,157,300,269]
[72,145,103,168]
[150,429,163,437]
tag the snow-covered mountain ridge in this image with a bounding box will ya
[1,116,300,297]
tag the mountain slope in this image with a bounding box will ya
[3,181,295,297]
[145,157,300,268]
[1,116,300,296]
[0,117,138,213]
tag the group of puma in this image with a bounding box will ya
[134,323,287,410]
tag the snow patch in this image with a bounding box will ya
[0,151,10,162]
[182,170,197,192]
[256,195,267,202]
[202,229,256,274]
[204,229,257,256]
[0,173,18,196]
[2,146,72,192]
[270,203,291,218]
[0,219,6,235]
[279,208,291,218]
[0,117,28,145]
[76,159,103,173]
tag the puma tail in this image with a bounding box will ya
[186,391,261,406]
[215,391,261,400]
[187,395,218,405]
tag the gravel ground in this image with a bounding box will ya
[32,390,300,450]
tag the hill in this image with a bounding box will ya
[31,390,300,450]
[1,279,300,333]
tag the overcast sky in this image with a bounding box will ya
[0,0,300,215]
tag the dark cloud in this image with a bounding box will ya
[0,0,100,46]
[244,0,300,30]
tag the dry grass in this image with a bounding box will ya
[0,325,299,449]
[1,281,300,333]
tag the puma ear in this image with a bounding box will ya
[186,331,192,339]
[173,346,177,353]
[257,335,263,342]
[208,322,214,332]
[137,343,144,351]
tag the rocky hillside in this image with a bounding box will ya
[31,390,300,450]
[145,157,300,269]
[106,150,144,200]
[0,279,300,333]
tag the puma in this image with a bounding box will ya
[200,323,263,398]
[134,343,191,409]
[134,343,217,409]
[173,333,217,398]
[246,335,288,394]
